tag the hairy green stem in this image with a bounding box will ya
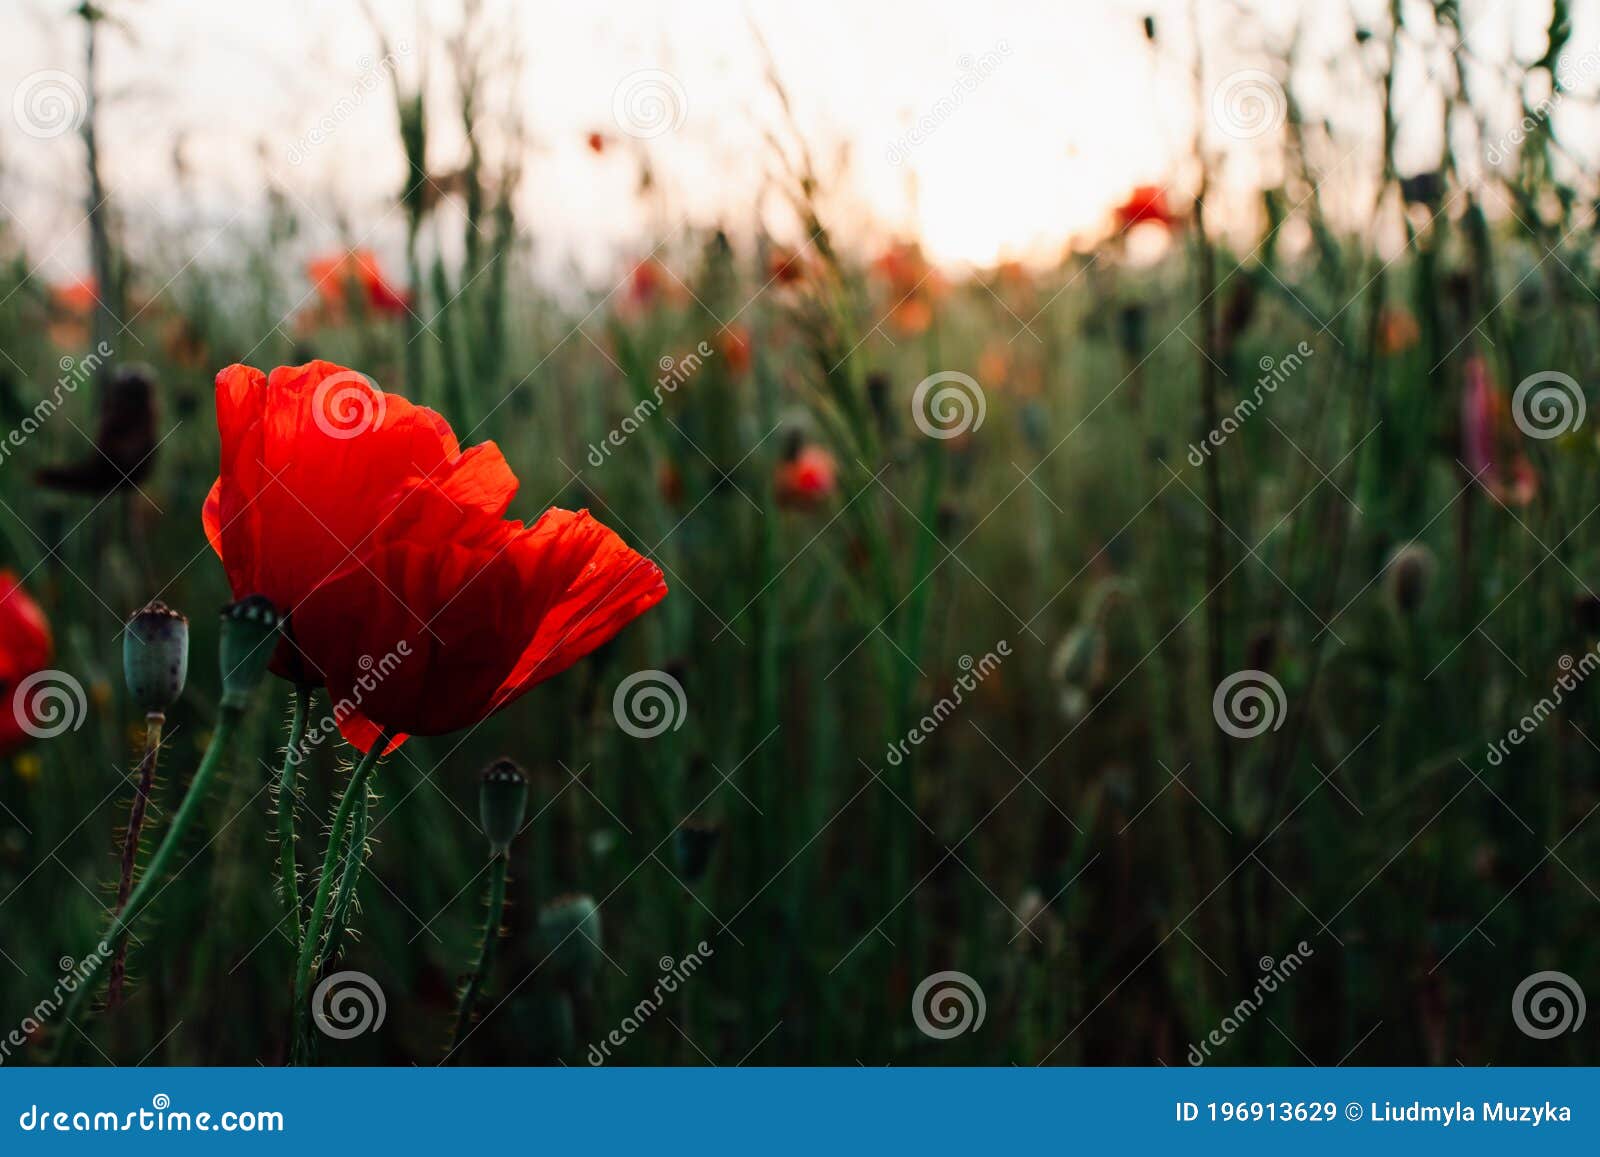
[450,852,509,1054]
[292,740,385,1061]
[47,708,241,1061]
[107,712,164,1009]
[277,686,312,946]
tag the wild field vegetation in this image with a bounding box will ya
[0,1,1597,1066]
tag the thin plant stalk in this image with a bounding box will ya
[292,740,385,1061]
[47,707,243,1060]
[450,851,509,1053]
[107,711,164,1009]
[276,685,313,945]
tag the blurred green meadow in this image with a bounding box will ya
[1,0,1599,1066]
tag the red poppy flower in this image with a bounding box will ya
[717,325,752,376]
[51,277,99,315]
[306,250,411,318]
[202,361,666,751]
[1113,184,1181,231]
[1460,356,1537,506]
[587,131,607,154]
[0,570,54,756]
[775,445,838,509]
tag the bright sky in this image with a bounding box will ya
[1,0,1595,288]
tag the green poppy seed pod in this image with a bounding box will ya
[1386,544,1436,617]
[479,758,529,855]
[538,894,603,985]
[217,596,283,711]
[123,601,188,714]
[673,820,721,883]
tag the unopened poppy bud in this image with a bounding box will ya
[539,894,603,985]
[1385,544,1436,616]
[479,758,529,855]
[123,600,188,714]
[674,820,721,883]
[218,596,282,711]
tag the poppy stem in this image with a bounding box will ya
[276,685,313,946]
[292,738,385,1063]
[106,711,164,1009]
[45,707,241,1062]
[449,851,509,1056]
[323,779,373,964]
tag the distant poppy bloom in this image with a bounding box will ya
[1377,306,1420,356]
[52,277,99,315]
[766,246,807,286]
[1113,184,1181,231]
[775,444,837,509]
[48,276,98,348]
[872,241,943,334]
[202,361,666,751]
[587,131,607,154]
[306,250,411,319]
[717,325,752,375]
[625,258,681,311]
[0,570,54,757]
[1461,356,1536,505]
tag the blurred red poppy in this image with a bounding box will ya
[306,250,411,319]
[52,277,99,314]
[775,445,837,508]
[0,570,54,756]
[1461,356,1537,506]
[718,325,752,376]
[1113,185,1181,231]
[202,361,666,751]
[587,131,607,154]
